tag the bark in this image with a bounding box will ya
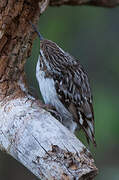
[50,0,119,7]
[0,97,97,180]
[1,0,118,179]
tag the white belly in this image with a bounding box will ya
[36,59,77,132]
[36,59,57,105]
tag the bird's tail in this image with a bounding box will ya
[84,124,97,147]
[80,116,97,147]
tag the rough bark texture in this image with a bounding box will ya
[1,0,118,179]
[0,0,48,101]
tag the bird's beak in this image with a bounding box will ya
[29,21,44,41]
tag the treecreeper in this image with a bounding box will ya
[30,22,96,147]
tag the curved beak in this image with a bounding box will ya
[29,21,44,41]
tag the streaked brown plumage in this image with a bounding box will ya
[30,22,96,146]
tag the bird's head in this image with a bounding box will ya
[29,21,69,68]
[29,21,59,57]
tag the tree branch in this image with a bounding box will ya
[50,0,119,7]
[0,97,97,179]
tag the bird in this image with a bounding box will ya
[30,22,96,147]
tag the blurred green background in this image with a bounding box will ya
[1,5,119,180]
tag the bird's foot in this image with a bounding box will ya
[42,104,63,123]
[27,98,63,123]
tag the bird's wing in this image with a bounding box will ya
[53,62,96,146]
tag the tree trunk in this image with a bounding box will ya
[0,0,118,179]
